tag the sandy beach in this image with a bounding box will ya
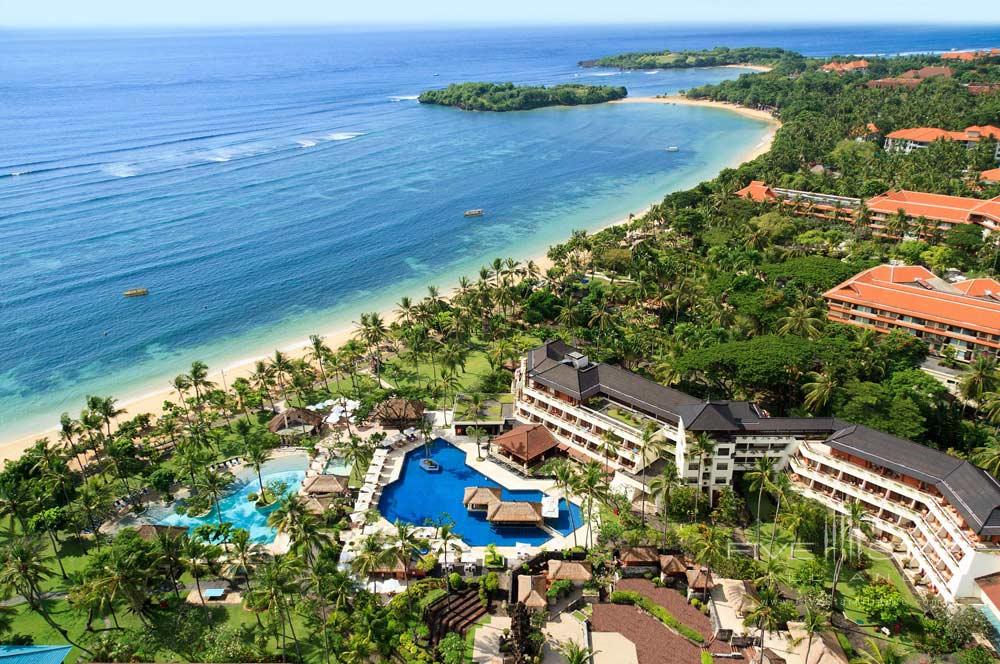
[0,97,780,465]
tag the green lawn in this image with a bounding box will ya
[454,393,513,423]
[463,615,492,664]
[605,406,643,429]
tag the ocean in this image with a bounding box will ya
[1,24,999,441]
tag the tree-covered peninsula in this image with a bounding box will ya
[580,46,798,70]
[417,82,627,111]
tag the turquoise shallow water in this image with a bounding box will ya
[4,25,997,440]
[145,453,308,543]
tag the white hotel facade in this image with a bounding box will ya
[512,341,1000,603]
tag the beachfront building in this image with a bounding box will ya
[512,341,1000,601]
[787,424,1000,602]
[884,125,1000,161]
[736,180,1000,239]
[820,59,869,74]
[823,265,1000,362]
[734,180,860,223]
[941,48,1000,61]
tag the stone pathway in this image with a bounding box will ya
[471,615,511,663]
[541,613,587,663]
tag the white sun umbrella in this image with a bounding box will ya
[460,550,480,564]
[375,578,403,594]
[515,542,532,559]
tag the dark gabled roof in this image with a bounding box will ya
[527,341,843,435]
[827,424,1000,536]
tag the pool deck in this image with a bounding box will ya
[338,430,592,584]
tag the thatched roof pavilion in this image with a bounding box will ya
[267,408,325,437]
[463,486,502,511]
[658,554,687,575]
[134,524,187,542]
[547,559,592,582]
[304,495,335,515]
[303,474,348,495]
[372,398,425,430]
[686,567,715,592]
[516,574,548,609]
[486,501,543,526]
[620,546,659,566]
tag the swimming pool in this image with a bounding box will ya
[324,456,351,476]
[147,453,308,543]
[378,438,583,546]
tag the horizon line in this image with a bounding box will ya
[5,19,1000,31]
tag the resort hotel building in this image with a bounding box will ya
[823,265,1000,362]
[884,125,1000,161]
[511,341,1000,602]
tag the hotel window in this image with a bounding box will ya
[716,448,730,456]
[716,463,729,471]
[687,463,698,471]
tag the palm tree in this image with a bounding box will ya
[961,355,999,416]
[557,640,600,664]
[743,585,782,664]
[268,494,307,536]
[270,350,294,404]
[690,524,723,602]
[228,528,265,590]
[187,360,215,403]
[777,301,823,339]
[307,334,332,390]
[180,536,211,608]
[973,442,1000,476]
[649,464,680,548]
[767,473,792,554]
[599,431,619,472]
[0,538,93,654]
[830,501,872,608]
[351,533,392,593]
[552,460,579,547]
[577,461,607,549]
[198,469,234,528]
[244,441,273,503]
[638,425,670,525]
[688,433,715,516]
[856,637,907,664]
[802,370,838,414]
[798,608,827,664]
[289,513,329,570]
[754,557,786,592]
[746,455,775,559]
[388,520,429,609]
[153,529,186,598]
[436,523,463,607]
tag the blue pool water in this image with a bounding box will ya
[148,454,308,543]
[378,438,583,546]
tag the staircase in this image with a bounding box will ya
[425,588,488,645]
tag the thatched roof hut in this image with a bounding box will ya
[686,567,715,592]
[463,486,503,511]
[786,622,849,664]
[547,559,592,582]
[304,495,335,515]
[372,398,425,430]
[620,546,659,566]
[516,574,548,609]
[303,474,348,495]
[486,501,543,525]
[659,554,687,575]
[267,408,325,436]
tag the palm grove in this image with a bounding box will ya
[3,49,1000,661]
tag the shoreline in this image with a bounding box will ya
[0,98,780,465]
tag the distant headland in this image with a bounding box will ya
[578,46,795,70]
[417,82,628,111]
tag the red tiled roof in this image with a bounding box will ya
[735,180,778,203]
[900,66,953,79]
[983,168,1000,184]
[942,51,976,61]
[865,189,1000,226]
[887,125,1000,143]
[492,423,559,463]
[978,572,1000,613]
[821,59,868,73]
[824,264,1000,335]
[954,278,1000,297]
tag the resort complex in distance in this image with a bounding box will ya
[8,39,1000,664]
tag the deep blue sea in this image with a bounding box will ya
[2,24,999,441]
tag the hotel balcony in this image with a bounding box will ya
[788,456,964,577]
[797,442,984,552]
[517,398,636,471]
[790,473,953,600]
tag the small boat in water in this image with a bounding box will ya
[665,146,680,152]
[464,209,484,217]
[123,288,149,297]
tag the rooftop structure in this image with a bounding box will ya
[302,474,348,495]
[885,125,1000,161]
[824,264,1000,361]
[983,167,1000,184]
[462,486,502,511]
[267,408,325,437]
[546,558,593,582]
[486,500,544,525]
[0,646,72,664]
[516,574,548,609]
[820,59,869,73]
[735,181,859,223]
[490,422,560,469]
[865,189,1000,236]
[868,66,953,89]
[942,48,1000,61]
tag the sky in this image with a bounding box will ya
[3,0,1000,28]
